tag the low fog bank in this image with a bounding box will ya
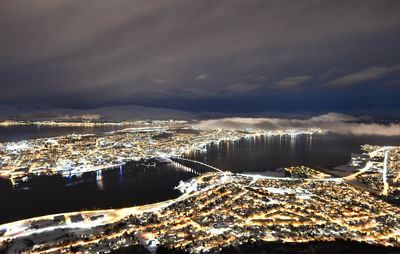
[0,105,194,121]
[1,106,400,136]
[195,113,400,136]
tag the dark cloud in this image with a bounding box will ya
[0,0,399,114]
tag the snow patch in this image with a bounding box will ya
[296,194,311,199]
[266,187,288,195]
[175,180,198,194]
[219,174,230,184]
[147,239,159,252]
[207,227,229,235]
[5,142,30,151]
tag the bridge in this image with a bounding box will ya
[171,157,223,173]
[169,160,202,176]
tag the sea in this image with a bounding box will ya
[1,125,400,224]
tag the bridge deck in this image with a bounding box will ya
[172,157,223,173]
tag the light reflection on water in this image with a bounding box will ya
[0,162,196,224]
[119,166,124,186]
[96,170,104,190]
[184,133,400,172]
[2,133,400,224]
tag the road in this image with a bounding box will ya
[382,149,389,195]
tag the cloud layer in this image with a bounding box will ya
[271,76,312,88]
[196,113,400,136]
[326,65,400,86]
[0,105,194,121]
[0,1,399,113]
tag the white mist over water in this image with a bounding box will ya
[196,113,400,136]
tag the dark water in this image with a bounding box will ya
[0,163,195,224]
[1,131,400,224]
[0,125,126,142]
[185,133,400,172]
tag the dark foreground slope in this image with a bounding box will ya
[109,240,400,254]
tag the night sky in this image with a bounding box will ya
[1,1,400,117]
